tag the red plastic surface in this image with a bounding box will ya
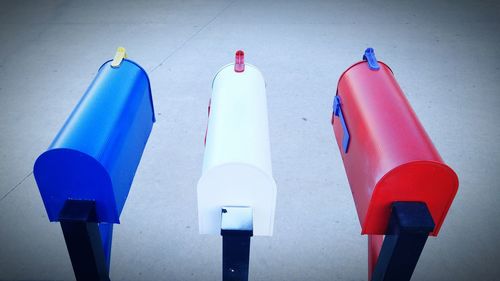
[332,61,458,236]
[234,50,245,72]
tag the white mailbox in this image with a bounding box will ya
[197,51,277,236]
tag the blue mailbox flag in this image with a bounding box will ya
[34,59,155,223]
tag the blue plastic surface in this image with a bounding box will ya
[99,223,113,269]
[333,95,350,153]
[34,59,155,223]
[363,48,380,71]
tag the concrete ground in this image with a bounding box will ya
[1,0,499,280]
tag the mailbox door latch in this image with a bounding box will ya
[333,95,350,153]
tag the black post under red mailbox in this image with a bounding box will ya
[331,48,459,280]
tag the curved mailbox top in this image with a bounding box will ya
[205,63,272,176]
[34,59,155,223]
[333,60,458,236]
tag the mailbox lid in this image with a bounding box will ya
[333,60,458,236]
[34,148,117,222]
[34,59,155,223]
[366,161,458,236]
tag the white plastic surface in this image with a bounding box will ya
[197,63,277,236]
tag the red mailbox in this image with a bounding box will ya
[331,48,458,236]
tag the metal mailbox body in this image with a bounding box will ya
[34,59,155,223]
[332,59,458,236]
[197,58,277,236]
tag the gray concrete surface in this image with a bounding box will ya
[0,0,499,280]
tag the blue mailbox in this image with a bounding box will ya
[34,50,154,223]
[33,48,154,280]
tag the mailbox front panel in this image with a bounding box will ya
[34,59,155,223]
[332,61,458,236]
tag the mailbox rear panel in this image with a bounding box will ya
[332,61,458,236]
[34,59,155,223]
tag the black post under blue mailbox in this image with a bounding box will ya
[33,48,155,280]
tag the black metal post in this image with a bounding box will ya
[371,202,435,281]
[221,207,253,281]
[59,199,111,281]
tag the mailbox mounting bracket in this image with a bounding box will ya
[221,206,253,281]
[371,202,435,281]
[59,199,112,281]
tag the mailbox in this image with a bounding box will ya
[331,48,458,236]
[197,50,277,236]
[33,50,155,224]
